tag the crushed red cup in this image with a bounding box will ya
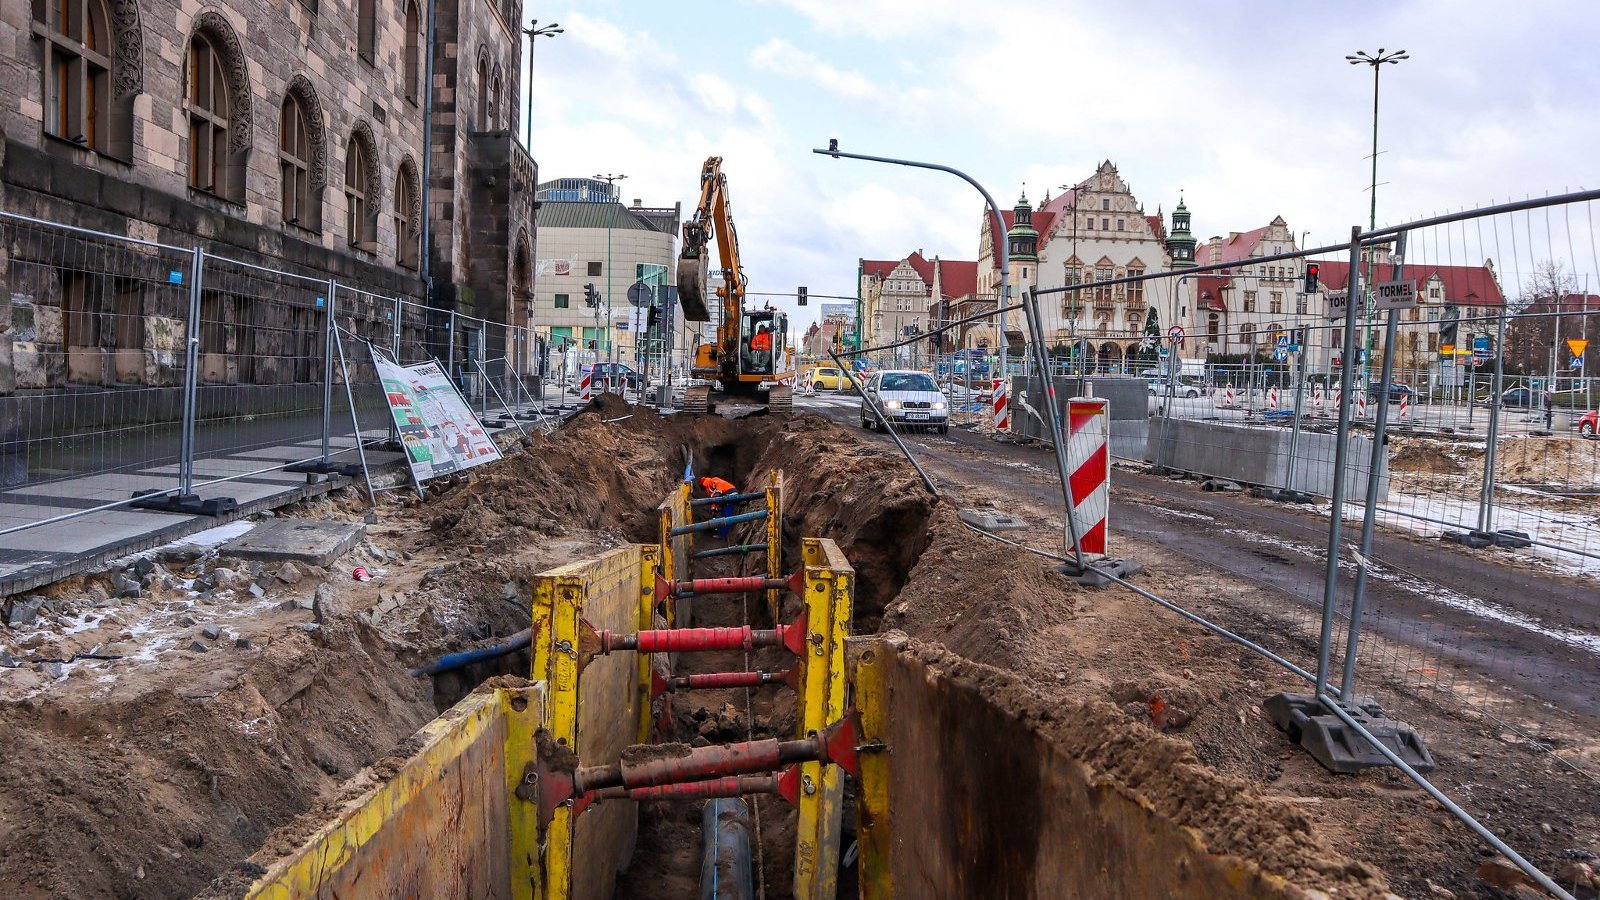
[352,566,372,582]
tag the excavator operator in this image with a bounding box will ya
[749,324,773,373]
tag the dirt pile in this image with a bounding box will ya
[425,395,747,551]
[1388,432,1600,486]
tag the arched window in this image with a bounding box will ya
[476,53,489,130]
[37,0,111,149]
[279,95,312,226]
[394,158,420,269]
[357,0,375,62]
[186,33,230,195]
[490,70,502,129]
[1240,323,1255,345]
[403,2,421,103]
[345,134,375,248]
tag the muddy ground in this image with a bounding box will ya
[1,394,1596,898]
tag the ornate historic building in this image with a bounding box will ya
[858,251,977,356]
[0,0,535,395]
[976,161,1172,372]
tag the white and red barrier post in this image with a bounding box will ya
[1356,390,1368,419]
[1066,398,1109,559]
[1267,386,1281,410]
[992,378,1009,431]
[1222,384,1235,407]
[1398,392,1411,421]
[1313,383,1325,414]
[580,368,593,402]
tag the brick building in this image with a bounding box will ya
[0,0,534,401]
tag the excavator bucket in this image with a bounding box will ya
[677,253,711,322]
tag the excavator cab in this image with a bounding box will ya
[740,310,787,378]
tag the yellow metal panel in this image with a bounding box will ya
[765,471,783,623]
[245,685,543,900]
[636,545,660,744]
[793,537,853,900]
[503,688,545,900]
[848,639,892,900]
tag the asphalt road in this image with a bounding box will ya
[795,392,1600,719]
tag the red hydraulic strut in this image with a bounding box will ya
[575,766,803,817]
[538,713,861,823]
[585,609,809,659]
[654,570,804,603]
[651,667,800,699]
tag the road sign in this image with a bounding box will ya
[1373,279,1418,310]
[1472,335,1491,366]
[1273,334,1289,361]
[1168,325,1185,347]
[1158,347,1170,358]
[1571,355,1584,370]
[1569,338,1589,359]
[626,282,654,307]
[1325,289,1350,318]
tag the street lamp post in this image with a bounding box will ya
[521,19,562,150]
[1347,48,1408,383]
[594,172,626,368]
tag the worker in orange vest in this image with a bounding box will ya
[749,324,773,372]
[700,475,737,537]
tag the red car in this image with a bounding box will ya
[1580,410,1598,438]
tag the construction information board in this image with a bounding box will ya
[372,350,501,483]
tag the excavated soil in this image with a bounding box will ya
[1390,432,1600,486]
[4,395,1594,898]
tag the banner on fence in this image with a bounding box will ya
[372,350,501,482]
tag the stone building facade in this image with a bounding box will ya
[976,162,1171,372]
[0,0,533,408]
[859,251,976,355]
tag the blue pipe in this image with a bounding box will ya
[670,509,767,537]
[408,628,531,677]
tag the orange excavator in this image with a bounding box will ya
[676,156,793,414]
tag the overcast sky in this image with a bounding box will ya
[526,0,1600,330]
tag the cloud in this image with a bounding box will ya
[748,37,881,101]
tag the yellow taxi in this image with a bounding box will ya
[804,365,858,391]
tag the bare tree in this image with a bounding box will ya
[1503,259,1582,376]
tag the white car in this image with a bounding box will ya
[860,370,949,434]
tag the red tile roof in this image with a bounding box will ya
[1195,275,1230,312]
[1146,215,1166,243]
[1313,260,1505,307]
[1199,226,1272,267]
[861,252,979,300]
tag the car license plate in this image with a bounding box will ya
[905,412,928,421]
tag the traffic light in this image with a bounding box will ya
[646,305,659,330]
[583,283,598,307]
[797,286,808,306]
[587,340,597,350]
[1303,263,1320,293]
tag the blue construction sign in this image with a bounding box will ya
[1272,334,1290,361]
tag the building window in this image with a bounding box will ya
[1427,333,1438,351]
[587,261,602,276]
[357,0,375,61]
[1116,218,1125,231]
[186,33,230,195]
[1094,266,1112,303]
[37,0,111,150]
[1295,293,1308,314]
[476,54,489,129]
[1207,313,1220,341]
[1241,323,1254,345]
[404,3,421,103]
[490,71,502,129]
[394,160,420,268]
[554,293,569,309]
[62,269,104,349]
[1269,291,1282,314]
[1084,217,1094,230]
[1243,290,1257,313]
[1101,217,1110,230]
[279,95,312,227]
[1128,267,1144,301]
[1101,198,1110,210]
[345,135,374,248]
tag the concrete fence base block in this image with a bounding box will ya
[1147,418,1388,501]
[1053,556,1143,588]
[1263,692,1436,776]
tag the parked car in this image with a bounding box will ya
[1147,378,1205,399]
[806,366,854,391]
[1369,381,1416,404]
[1579,409,1598,438]
[1495,386,1540,408]
[859,370,949,434]
[574,362,642,393]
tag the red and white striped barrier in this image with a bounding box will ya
[1267,386,1280,410]
[1313,384,1325,413]
[1066,397,1109,559]
[580,369,592,402]
[992,378,1009,431]
[1356,390,1368,418]
[1333,386,1343,412]
[1221,384,1236,407]
[1398,393,1411,421]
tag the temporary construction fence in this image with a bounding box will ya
[0,208,563,582]
[825,176,1600,898]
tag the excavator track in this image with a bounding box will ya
[767,385,792,414]
[683,385,712,414]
